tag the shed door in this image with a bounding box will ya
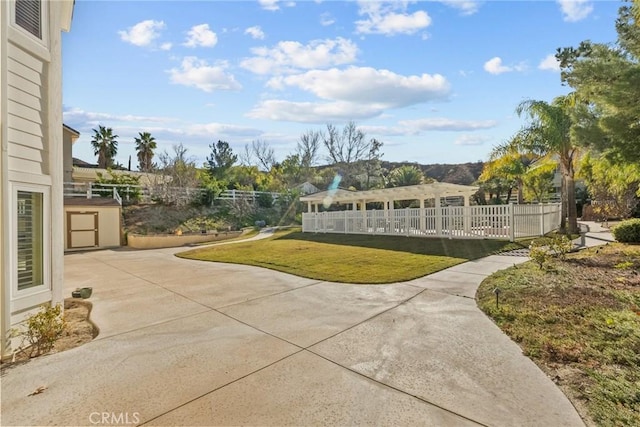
[67,211,99,248]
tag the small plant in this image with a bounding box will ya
[529,240,551,269]
[11,304,66,358]
[549,235,573,259]
[612,218,640,243]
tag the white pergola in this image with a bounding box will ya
[300,182,480,213]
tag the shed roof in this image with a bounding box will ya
[300,182,479,204]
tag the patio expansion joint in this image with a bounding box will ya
[302,346,489,427]
[212,280,325,311]
[138,347,307,426]
[139,285,487,427]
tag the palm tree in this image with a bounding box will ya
[135,132,157,172]
[387,165,425,187]
[481,136,540,204]
[91,125,118,169]
[515,94,580,233]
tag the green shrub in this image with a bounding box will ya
[95,170,142,204]
[612,218,640,243]
[529,240,551,269]
[11,304,66,358]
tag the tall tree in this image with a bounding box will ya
[134,131,157,172]
[251,139,275,172]
[557,0,640,163]
[206,140,237,179]
[515,95,581,233]
[297,129,321,169]
[363,138,384,190]
[91,125,118,169]
[578,152,640,219]
[321,121,371,188]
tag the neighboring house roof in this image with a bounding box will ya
[296,181,320,195]
[63,123,80,137]
[72,157,97,168]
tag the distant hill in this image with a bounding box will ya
[381,161,485,186]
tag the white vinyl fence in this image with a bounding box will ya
[64,182,281,205]
[302,203,561,241]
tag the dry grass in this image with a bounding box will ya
[477,243,640,427]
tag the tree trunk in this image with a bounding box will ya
[566,174,579,234]
[560,174,567,232]
[517,179,524,204]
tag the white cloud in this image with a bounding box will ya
[184,24,218,48]
[483,57,527,75]
[557,0,593,22]
[186,123,262,138]
[118,20,166,47]
[160,42,172,51]
[245,26,265,40]
[258,0,295,11]
[240,37,358,75]
[538,54,561,72]
[63,107,174,125]
[168,57,241,92]
[454,134,491,146]
[320,13,335,26]
[399,118,498,131]
[247,100,385,123]
[483,57,510,75]
[438,0,481,16]
[356,1,431,35]
[268,67,450,108]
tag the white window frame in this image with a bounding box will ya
[8,0,49,52]
[10,182,52,312]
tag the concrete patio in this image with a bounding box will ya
[0,226,612,426]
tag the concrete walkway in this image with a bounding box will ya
[1,227,609,427]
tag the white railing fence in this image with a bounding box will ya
[302,203,561,241]
[63,182,282,206]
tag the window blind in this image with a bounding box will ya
[15,0,42,39]
[17,191,44,290]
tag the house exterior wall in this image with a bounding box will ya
[62,126,79,183]
[1,0,73,357]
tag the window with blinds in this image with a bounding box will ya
[17,191,44,290]
[15,0,42,39]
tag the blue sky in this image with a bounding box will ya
[62,0,621,170]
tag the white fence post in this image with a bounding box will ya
[540,203,545,236]
[87,182,92,199]
[405,208,409,236]
[509,203,515,242]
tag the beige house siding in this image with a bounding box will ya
[7,42,47,175]
[1,0,74,357]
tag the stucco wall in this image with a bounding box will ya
[127,231,242,249]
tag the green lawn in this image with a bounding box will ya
[477,243,640,426]
[176,228,526,283]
